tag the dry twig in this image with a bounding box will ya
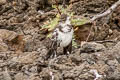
[85,0,120,42]
[91,0,120,21]
[93,40,117,43]
[86,21,96,42]
[54,0,61,15]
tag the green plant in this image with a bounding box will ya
[41,5,89,47]
[71,18,89,26]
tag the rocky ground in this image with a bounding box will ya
[0,0,120,80]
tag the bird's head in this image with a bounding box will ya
[58,14,72,33]
[59,14,71,24]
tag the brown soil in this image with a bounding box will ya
[0,0,120,80]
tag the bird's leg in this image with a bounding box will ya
[63,41,72,55]
[63,46,67,55]
[53,43,57,58]
[67,41,72,54]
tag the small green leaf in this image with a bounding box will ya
[42,17,59,31]
[71,18,89,26]
[52,5,57,9]
[47,33,52,38]
[72,39,78,48]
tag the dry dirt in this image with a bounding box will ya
[0,0,120,80]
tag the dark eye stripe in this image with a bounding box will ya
[67,24,72,28]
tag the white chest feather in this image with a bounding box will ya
[58,28,73,47]
[52,16,73,47]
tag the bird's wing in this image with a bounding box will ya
[45,40,57,60]
[45,28,58,60]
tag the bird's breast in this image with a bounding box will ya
[57,29,73,47]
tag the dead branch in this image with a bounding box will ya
[93,40,117,43]
[91,0,120,21]
[54,0,61,15]
[63,0,66,8]
[86,21,97,42]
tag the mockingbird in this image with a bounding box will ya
[46,14,73,59]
